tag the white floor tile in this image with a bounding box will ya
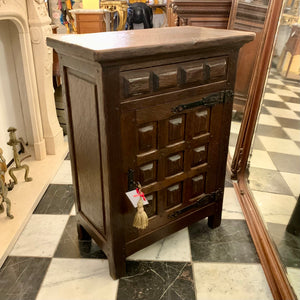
[36,258,118,300]
[70,204,76,216]
[251,191,297,225]
[222,187,245,220]
[127,228,191,262]
[249,150,277,170]
[10,214,69,257]
[267,78,285,85]
[285,85,300,93]
[271,88,299,98]
[257,114,281,127]
[266,107,300,120]
[228,146,235,158]
[259,136,299,155]
[193,262,273,300]
[283,128,300,142]
[263,92,284,102]
[287,267,300,300]
[51,160,73,184]
[230,121,242,134]
[286,102,300,112]
[280,172,300,197]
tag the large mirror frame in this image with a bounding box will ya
[230,0,297,299]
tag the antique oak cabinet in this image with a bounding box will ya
[47,27,254,279]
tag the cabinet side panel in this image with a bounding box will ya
[67,71,106,236]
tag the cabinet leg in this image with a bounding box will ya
[77,223,91,241]
[108,252,126,280]
[208,211,222,229]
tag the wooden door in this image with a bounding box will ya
[121,92,226,243]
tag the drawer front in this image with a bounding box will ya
[120,57,228,99]
[122,91,233,243]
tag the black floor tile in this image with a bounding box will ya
[275,117,300,130]
[188,219,259,263]
[260,106,271,115]
[269,84,290,90]
[225,171,233,187]
[252,136,266,150]
[0,256,51,300]
[280,96,300,104]
[267,222,300,268]
[34,184,74,215]
[268,152,300,174]
[255,124,290,139]
[264,87,275,93]
[248,167,293,195]
[229,132,238,148]
[263,99,289,109]
[117,261,195,300]
[54,216,107,259]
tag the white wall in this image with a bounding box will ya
[0,20,27,163]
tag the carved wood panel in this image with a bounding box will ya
[122,92,227,242]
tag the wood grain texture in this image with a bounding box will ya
[48,27,254,279]
[47,26,254,62]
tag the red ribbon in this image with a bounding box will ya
[134,188,146,202]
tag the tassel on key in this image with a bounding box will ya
[133,183,148,230]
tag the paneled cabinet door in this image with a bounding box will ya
[121,93,224,242]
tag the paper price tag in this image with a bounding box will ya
[126,189,149,208]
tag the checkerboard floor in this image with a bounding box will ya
[0,168,273,298]
[234,68,300,296]
[3,67,298,300]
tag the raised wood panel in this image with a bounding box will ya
[122,71,152,97]
[67,71,106,236]
[192,144,208,167]
[144,192,157,218]
[193,108,210,136]
[181,61,206,84]
[191,173,206,197]
[207,58,227,82]
[138,161,157,185]
[166,152,184,177]
[138,122,157,153]
[168,115,186,144]
[153,66,178,90]
[120,57,229,99]
[166,182,183,208]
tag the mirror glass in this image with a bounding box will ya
[228,0,270,158]
[246,1,300,296]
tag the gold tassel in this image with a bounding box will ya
[133,185,148,230]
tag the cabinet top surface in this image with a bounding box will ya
[47,26,254,62]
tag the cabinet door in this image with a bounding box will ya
[121,92,225,242]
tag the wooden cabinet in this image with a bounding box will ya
[170,0,232,28]
[47,26,254,279]
[71,9,108,33]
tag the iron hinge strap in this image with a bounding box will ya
[168,188,223,219]
[171,90,234,113]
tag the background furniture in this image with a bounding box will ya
[70,9,109,33]
[48,26,254,279]
[170,0,232,28]
[277,24,300,80]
